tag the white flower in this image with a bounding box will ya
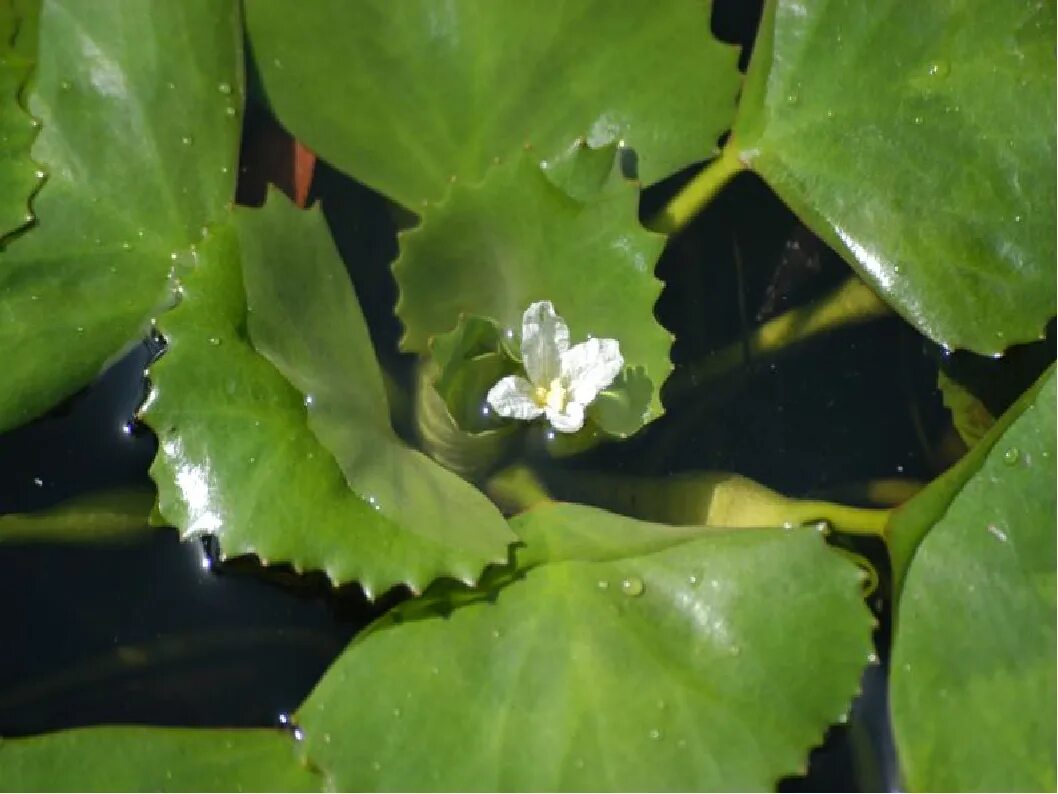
[486,301,623,434]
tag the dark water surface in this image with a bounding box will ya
[1,1,1051,790]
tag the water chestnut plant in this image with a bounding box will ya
[0,0,1053,790]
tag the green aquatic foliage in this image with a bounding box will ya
[0,0,40,241]
[728,0,1056,355]
[295,505,875,791]
[394,148,670,431]
[0,727,320,792]
[0,0,243,433]
[889,367,1056,791]
[243,0,742,207]
[145,193,514,596]
[0,0,1054,791]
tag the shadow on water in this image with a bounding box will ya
[0,0,1053,790]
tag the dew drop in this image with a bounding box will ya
[59,80,71,91]
[1003,447,1020,465]
[181,135,193,146]
[225,105,237,117]
[32,476,43,487]
[687,574,698,586]
[596,579,609,591]
[208,336,221,346]
[620,576,644,597]
[217,81,233,95]
[987,524,1009,542]
[648,728,662,740]
[927,59,950,79]
[391,707,402,718]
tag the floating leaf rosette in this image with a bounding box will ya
[395,147,670,436]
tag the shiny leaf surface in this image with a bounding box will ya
[0,0,40,240]
[0,0,243,432]
[889,367,1056,791]
[296,503,875,790]
[244,0,741,208]
[0,727,319,792]
[395,150,670,429]
[733,0,1056,354]
[145,193,514,596]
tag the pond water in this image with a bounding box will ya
[0,1,1051,790]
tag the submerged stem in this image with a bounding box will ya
[0,488,157,544]
[503,466,892,538]
[672,276,892,401]
[785,499,891,539]
[650,143,746,234]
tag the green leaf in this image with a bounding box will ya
[395,150,671,428]
[0,0,243,432]
[0,0,40,241]
[295,503,875,790]
[413,316,519,480]
[937,369,994,448]
[0,727,320,792]
[244,0,741,209]
[889,366,1056,791]
[732,0,1056,354]
[145,192,514,596]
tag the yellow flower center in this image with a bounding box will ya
[533,377,569,413]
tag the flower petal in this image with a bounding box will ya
[546,401,585,434]
[561,338,624,406]
[521,300,569,386]
[486,375,544,421]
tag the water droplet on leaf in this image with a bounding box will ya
[620,577,644,597]
[927,59,950,78]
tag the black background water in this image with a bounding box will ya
[0,1,1051,790]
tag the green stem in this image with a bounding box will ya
[523,466,892,538]
[485,465,552,515]
[785,499,892,538]
[670,276,892,404]
[650,144,746,234]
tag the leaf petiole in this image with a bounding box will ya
[649,142,746,234]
